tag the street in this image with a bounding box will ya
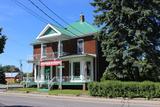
[0,93,159,107]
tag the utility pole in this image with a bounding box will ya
[19,60,23,81]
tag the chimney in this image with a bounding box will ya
[80,14,85,22]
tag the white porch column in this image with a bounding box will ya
[59,62,62,90]
[50,66,53,80]
[41,66,45,81]
[41,43,43,58]
[58,40,62,89]
[58,40,61,58]
[34,64,37,81]
[81,61,85,81]
[91,59,94,81]
[71,61,73,81]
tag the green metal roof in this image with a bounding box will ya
[53,25,74,37]
[66,21,98,37]
[52,21,98,37]
[32,20,98,45]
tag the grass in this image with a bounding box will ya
[9,88,38,93]
[8,88,89,96]
[48,89,88,96]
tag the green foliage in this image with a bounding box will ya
[0,28,7,54]
[0,65,21,84]
[91,0,160,81]
[0,65,20,72]
[88,81,160,99]
[0,71,6,84]
[23,72,33,77]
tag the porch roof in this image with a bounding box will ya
[60,54,96,60]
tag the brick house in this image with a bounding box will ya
[28,15,107,88]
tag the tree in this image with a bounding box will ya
[91,0,160,81]
[0,72,6,84]
[23,72,33,77]
[0,65,6,84]
[0,28,7,84]
[0,65,21,84]
[0,65,20,73]
[0,28,7,54]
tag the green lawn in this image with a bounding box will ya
[48,89,88,96]
[9,88,37,93]
[9,88,89,96]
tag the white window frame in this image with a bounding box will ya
[60,42,63,56]
[42,44,47,57]
[77,39,84,54]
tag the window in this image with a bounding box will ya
[73,62,80,77]
[36,65,39,79]
[60,42,63,56]
[44,66,50,80]
[86,61,91,76]
[84,61,91,80]
[77,39,84,54]
[42,44,47,56]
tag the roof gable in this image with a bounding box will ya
[43,27,57,36]
[35,19,99,42]
[36,24,61,40]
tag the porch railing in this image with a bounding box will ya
[28,52,70,62]
[22,77,34,82]
[52,76,92,82]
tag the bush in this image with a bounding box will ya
[88,81,160,99]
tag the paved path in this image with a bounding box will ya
[0,92,159,107]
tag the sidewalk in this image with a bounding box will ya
[1,91,160,106]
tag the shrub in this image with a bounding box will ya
[88,81,160,99]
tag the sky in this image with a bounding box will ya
[0,0,95,73]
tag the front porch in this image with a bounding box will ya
[33,54,95,89]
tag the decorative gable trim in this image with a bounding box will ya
[36,24,61,40]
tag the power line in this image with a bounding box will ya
[37,0,86,36]
[13,0,50,24]
[28,0,64,28]
[27,0,79,37]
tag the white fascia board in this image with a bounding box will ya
[36,24,61,40]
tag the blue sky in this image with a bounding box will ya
[0,0,95,72]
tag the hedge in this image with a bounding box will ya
[88,81,160,99]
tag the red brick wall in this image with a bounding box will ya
[63,36,96,55]
[46,42,58,53]
[33,45,41,55]
[63,39,77,55]
[33,36,96,56]
[84,36,96,54]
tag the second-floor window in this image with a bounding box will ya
[42,44,47,57]
[77,39,84,54]
[60,42,63,56]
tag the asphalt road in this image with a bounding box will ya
[0,92,159,107]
